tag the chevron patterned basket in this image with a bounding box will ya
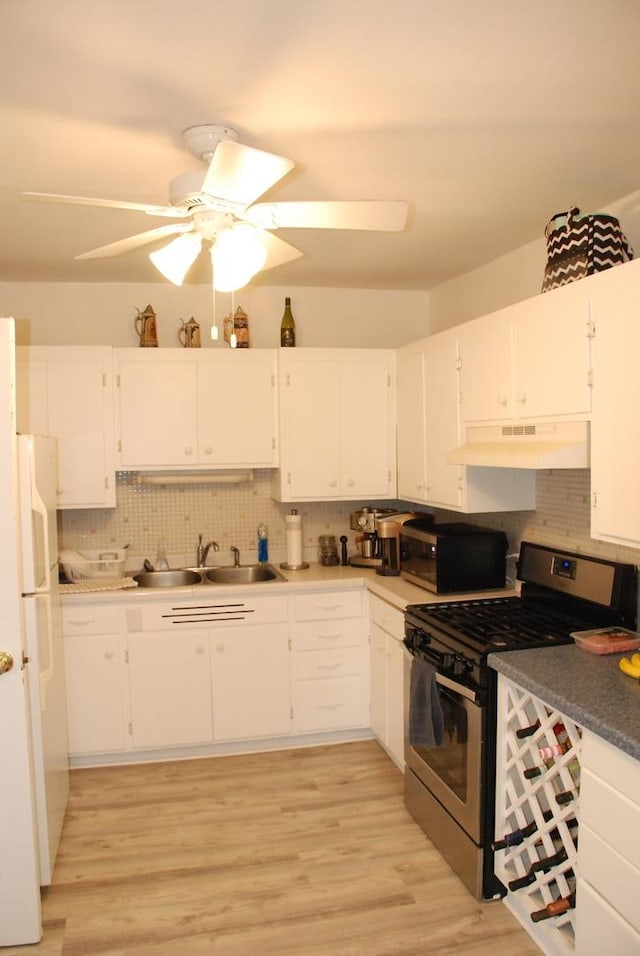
[541,206,634,293]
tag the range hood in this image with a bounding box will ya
[447,421,589,469]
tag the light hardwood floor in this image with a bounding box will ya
[7,741,541,955]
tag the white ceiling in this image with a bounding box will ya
[2,0,640,291]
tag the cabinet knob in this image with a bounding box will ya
[499,395,508,406]
[346,479,355,487]
[184,446,193,456]
[104,650,114,661]
[203,446,212,455]
[517,392,527,404]
[329,479,338,488]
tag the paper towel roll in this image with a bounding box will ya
[285,512,303,567]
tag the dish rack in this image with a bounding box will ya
[60,548,128,581]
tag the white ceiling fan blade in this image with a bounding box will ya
[22,191,187,219]
[256,230,303,272]
[201,140,294,209]
[75,223,192,260]
[249,200,409,231]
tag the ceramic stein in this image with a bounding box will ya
[134,304,158,347]
[178,317,201,348]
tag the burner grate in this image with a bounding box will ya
[412,598,593,653]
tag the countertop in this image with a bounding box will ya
[489,644,640,761]
[60,561,516,611]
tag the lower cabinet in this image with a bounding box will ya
[368,594,405,770]
[62,604,128,755]
[127,630,213,749]
[290,589,368,733]
[210,624,291,740]
[574,730,640,955]
[63,584,369,763]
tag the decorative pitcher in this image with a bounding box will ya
[134,304,158,347]
[178,316,201,348]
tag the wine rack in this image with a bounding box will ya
[494,674,582,956]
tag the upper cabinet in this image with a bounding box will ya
[16,346,116,509]
[588,259,640,547]
[114,349,278,471]
[458,281,593,425]
[273,348,396,502]
[397,333,535,513]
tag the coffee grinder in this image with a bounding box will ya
[374,512,423,576]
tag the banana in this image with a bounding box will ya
[630,652,640,669]
[618,657,640,679]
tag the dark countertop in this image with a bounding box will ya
[489,644,640,761]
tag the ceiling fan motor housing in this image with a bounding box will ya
[182,124,238,162]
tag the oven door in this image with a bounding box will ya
[404,648,483,843]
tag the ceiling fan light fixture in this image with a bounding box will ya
[211,223,268,292]
[149,233,202,285]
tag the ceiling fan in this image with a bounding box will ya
[23,125,409,291]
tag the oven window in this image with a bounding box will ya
[413,686,469,802]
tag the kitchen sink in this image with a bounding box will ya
[204,564,283,584]
[132,564,285,588]
[132,569,203,588]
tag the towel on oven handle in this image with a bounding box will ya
[409,656,445,747]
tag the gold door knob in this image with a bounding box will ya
[0,651,14,675]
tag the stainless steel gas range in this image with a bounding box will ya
[402,541,637,900]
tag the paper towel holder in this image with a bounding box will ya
[280,508,310,571]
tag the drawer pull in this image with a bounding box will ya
[318,702,343,710]
[316,633,342,641]
[68,619,97,626]
[317,662,342,671]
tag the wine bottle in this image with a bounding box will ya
[492,809,554,851]
[280,296,296,347]
[507,847,569,891]
[516,720,540,739]
[531,890,576,923]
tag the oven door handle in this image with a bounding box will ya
[435,671,481,705]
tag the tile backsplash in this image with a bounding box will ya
[58,468,640,572]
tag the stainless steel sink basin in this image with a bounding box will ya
[133,569,203,588]
[204,564,282,584]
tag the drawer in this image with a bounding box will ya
[62,604,122,635]
[293,647,363,681]
[580,824,640,932]
[369,593,404,641]
[575,877,640,956]
[580,766,640,870]
[291,675,366,733]
[293,618,362,651]
[581,730,640,805]
[293,589,362,622]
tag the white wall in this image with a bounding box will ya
[429,188,640,331]
[0,282,429,349]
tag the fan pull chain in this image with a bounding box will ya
[229,290,237,348]
[210,276,219,340]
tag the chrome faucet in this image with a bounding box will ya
[230,545,241,567]
[196,533,219,568]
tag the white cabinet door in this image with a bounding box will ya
[339,356,395,498]
[278,356,341,498]
[16,346,115,508]
[64,633,128,755]
[210,623,290,740]
[197,351,277,467]
[589,261,640,546]
[511,285,592,420]
[115,349,278,470]
[369,622,387,742]
[397,346,427,501]
[127,631,212,748]
[459,313,512,423]
[275,349,395,501]
[116,351,198,468]
[423,335,461,510]
[386,636,405,769]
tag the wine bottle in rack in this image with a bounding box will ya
[516,720,541,738]
[492,809,554,851]
[530,878,577,923]
[507,848,569,891]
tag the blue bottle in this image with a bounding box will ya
[257,523,269,563]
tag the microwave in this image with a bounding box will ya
[399,520,508,594]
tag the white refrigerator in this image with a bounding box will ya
[17,432,70,886]
[0,316,66,945]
